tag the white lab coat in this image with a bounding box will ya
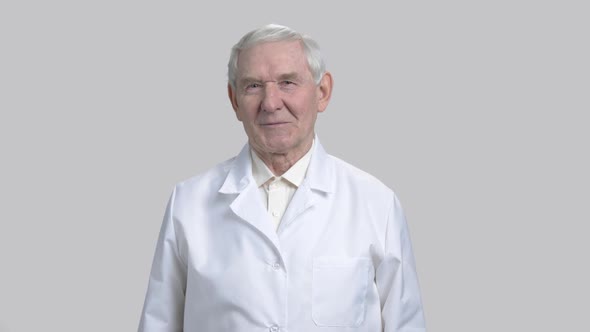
[138,138,426,332]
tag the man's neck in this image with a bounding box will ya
[252,139,313,176]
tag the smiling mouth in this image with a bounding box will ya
[261,122,289,126]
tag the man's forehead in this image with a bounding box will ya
[236,41,311,81]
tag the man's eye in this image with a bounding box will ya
[246,83,262,89]
[279,81,296,87]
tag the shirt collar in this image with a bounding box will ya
[250,139,315,188]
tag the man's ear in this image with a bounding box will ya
[227,83,242,121]
[317,72,333,113]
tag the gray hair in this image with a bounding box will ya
[227,24,326,90]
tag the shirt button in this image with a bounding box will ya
[272,262,280,270]
[269,325,279,332]
[272,211,280,217]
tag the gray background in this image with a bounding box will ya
[1,1,588,331]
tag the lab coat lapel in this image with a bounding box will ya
[280,137,336,230]
[219,144,280,249]
[280,181,314,231]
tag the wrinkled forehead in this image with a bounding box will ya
[236,40,312,80]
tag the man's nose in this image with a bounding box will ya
[260,83,283,112]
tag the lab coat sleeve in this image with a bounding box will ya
[138,187,187,332]
[376,193,426,332]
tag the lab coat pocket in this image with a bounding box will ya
[312,256,371,327]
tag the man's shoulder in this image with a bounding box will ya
[174,156,236,192]
[326,153,394,196]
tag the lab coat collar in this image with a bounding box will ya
[218,144,254,194]
[305,136,335,193]
[219,135,335,195]
[219,143,279,249]
[218,136,335,247]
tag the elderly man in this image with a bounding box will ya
[138,24,426,332]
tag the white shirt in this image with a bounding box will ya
[250,140,314,231]
[138,137,426,332]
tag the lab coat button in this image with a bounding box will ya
[269,325,279,332]
[272,262,280,270]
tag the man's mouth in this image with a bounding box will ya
[261,122,289,126]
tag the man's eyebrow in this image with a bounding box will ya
[238,77,261,86]
[277,72,300,81]
[238,73,302,86]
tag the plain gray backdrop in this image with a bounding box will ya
[1,1,588,331]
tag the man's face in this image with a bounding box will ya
[228,40,332,157]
